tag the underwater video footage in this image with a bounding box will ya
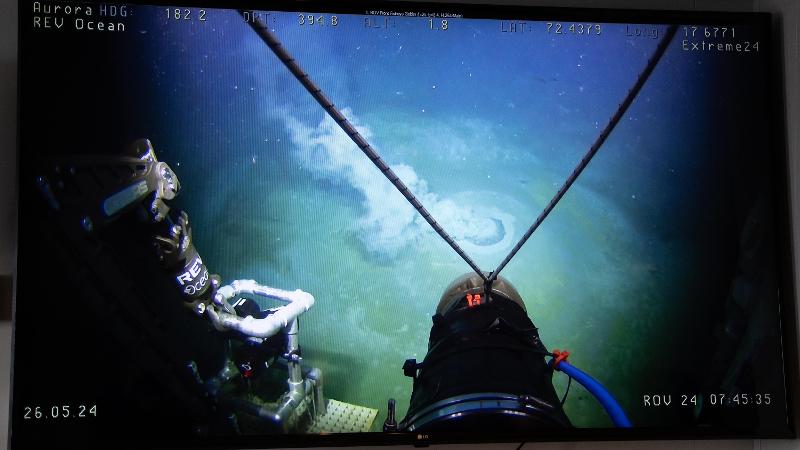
[11,1,793,448]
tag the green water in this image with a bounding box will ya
[188,110,684,429]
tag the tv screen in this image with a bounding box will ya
[11,0,794,448]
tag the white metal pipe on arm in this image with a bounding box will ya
[206,279,315,339]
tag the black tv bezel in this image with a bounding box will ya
[11,0,796,448]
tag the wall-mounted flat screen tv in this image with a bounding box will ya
[10,0,795,448]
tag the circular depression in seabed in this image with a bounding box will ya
[444,191,518,257]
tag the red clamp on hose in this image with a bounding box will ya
[551,349,570,369]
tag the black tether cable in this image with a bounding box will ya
[486,24,678,284]
[241,11,488,281]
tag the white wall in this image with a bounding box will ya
[0,0,16,275]
[1,0,798,449]
[755,2,800,450]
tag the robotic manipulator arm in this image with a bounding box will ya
[37,138,315,341]
[152,200,315,339]
[37,139,326,431]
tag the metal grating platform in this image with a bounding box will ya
[306,399,378,433]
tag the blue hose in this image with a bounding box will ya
[550,359,632,428]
